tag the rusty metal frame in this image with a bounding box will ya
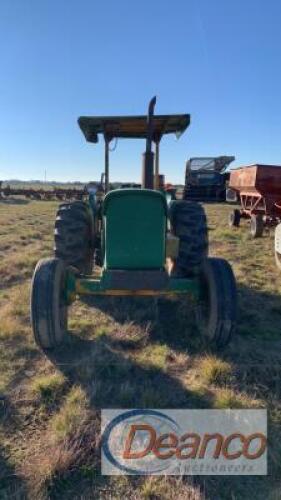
[239,192,281,223]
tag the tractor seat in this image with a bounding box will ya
[103,189,167,270]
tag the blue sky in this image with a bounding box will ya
[0,0,281,183]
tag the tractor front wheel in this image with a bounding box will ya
[30,258,68,349]
[195,257,237,349]
[250,214,263,238]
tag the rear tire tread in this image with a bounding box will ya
[170,201,208,276]
[54,201,93,274]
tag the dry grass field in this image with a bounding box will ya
[0,198,281,499]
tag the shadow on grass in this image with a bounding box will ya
[45,332,279,499]
[237,284,281,340]
[80,294,204,354]
[80,282,281,356]
[78,286,281,413]
[0,397,29,499]
[0,447,28,500]
[45,332,210,498]
[45,283,281,499]
[47,332,210,409]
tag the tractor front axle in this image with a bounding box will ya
[65,269,199,303]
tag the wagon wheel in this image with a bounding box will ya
[195,257,237,349]
[275,223,281,270]
[250,214,264,238]
[228,209,241,227]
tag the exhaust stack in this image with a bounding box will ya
[142,96,156,189]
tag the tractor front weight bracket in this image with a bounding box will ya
[64,268,199,303]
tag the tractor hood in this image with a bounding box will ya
[78,114,190,143]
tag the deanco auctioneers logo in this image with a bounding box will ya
[101,409,267,475]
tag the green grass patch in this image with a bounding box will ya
[31,373,66,404]
[50,386,88,442]
[199,355,232,385]
[212,388,259,409]
[135,343,169,370]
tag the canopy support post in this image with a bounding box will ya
[104,136,110,193]
[154,140,160,189]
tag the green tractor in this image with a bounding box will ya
[30,97,237,350]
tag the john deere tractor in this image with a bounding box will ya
[30,97,237,350]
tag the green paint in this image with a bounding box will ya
[64,270,77,304]
[77,278,102,293]
[103,189,167,269]
[167,277,199,296]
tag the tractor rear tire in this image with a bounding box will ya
[195,257,237,349]
[250,214,263,238]
[169,201,208,276]
[54,201,94,274]
[229,209,241,227]
[30,258,68,349]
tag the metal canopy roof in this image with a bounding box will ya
[187,156,235,172]
[78,114,190,143]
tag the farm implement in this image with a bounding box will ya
[30,97,237,351]
[184,156,235,202]
[228,164,281,237]
[0,182,89,201]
